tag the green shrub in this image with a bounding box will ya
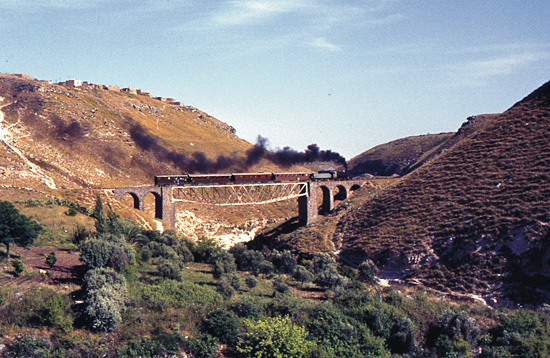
[304,301,393,357]
[186,333,219,358]
[229,243,265,271]
[40,293,74,332]
[273,276,290,295]
[358,259,379,285]
[65,207,78,216]
[427,310,479,357]
[245,274,258,289]
[217,275,236,298]
[258,260,275,275]
[211,250,237,279]
[313,253,337,274]
[137,280,223,309]
[485,309,550,358]
[293,265,314,284]
[84,267,128,331]
[46,251,57,268]
[231,296,265,318]
[193,237,221,262]
[79,235,135,272]
[12,259,24,276]
[117,334,182,358]
[314,266,350,292]
[6,334,52,358]
[204,309,241,345]
[270,249,298,275]
[157,258,183,281]
[237,316,314,358]
[71,224,91,245]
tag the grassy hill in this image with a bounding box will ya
[348,132,454,176]
[336,79,550,303]
[0,73,306,240]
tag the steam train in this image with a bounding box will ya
[154,170,350,186]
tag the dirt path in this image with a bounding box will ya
[0,247,81,286]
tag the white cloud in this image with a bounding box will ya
[211,0,305,26]
[443,48,550,87]
[308,37,340,52]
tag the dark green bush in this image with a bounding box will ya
[211,251,236,279]
[79,235,135,272]
[65,207,78,216]
[71,224,91,245]
[45,251,57,268]
[40,293,74,332]
[484,309,550,358]
[6,334,52,358]
[426,310,479,357]
[186,333,219,358]
[229,243,265,271]
[273,276,289,294]
[204,309,241,345]
[84,267,128,331]
[258,260,275,275]
[217,275,236,298]
[293,265,314,284]
[270,249,298,275]
[245,274,258,289]
[313,252,337,274]
[117,334,182,358]
[231,296,265,318]
[157,258,183,281]
[358,259,379,285]
[12,259,24,276]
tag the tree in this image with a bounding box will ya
[0,201,41,259]
[237,316,314,358]
[84,267,128,331]
[91,194,106,234]
[358,259,379,285]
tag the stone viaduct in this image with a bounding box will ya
[112,180,365,228]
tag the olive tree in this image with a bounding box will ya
[0,201,41,259]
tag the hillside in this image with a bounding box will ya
[336,79,550,303]
[349,132,454,176]
[0,73,305,240]
[349,112,497,177]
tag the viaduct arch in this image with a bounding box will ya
[113,180,365,228]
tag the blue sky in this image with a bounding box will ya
[1,0,549,159]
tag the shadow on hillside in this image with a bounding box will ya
[248,217,302,251]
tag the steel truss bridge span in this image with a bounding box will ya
[171,182,308,206]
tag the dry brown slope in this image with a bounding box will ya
[337,79,550,303]
[349,132,454,176]
[0,73,255,192]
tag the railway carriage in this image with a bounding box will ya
[188,173,232,184]
[232,173,273,182]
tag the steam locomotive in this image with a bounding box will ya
[154,170,350,186]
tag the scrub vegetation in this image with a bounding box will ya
[1,196,550,357]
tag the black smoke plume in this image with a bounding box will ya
[129,125,347,173]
